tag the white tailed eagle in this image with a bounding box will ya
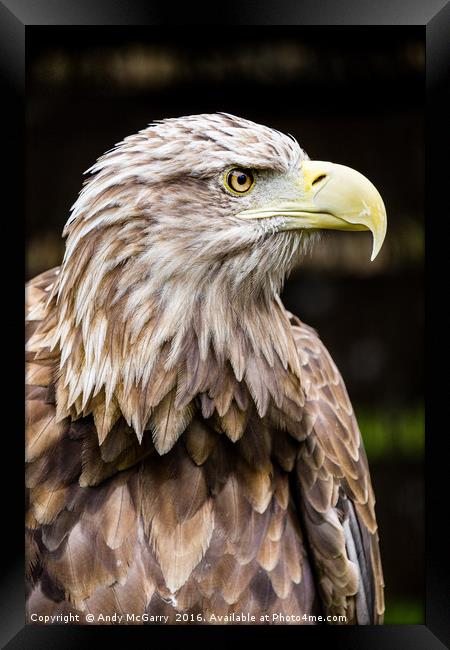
[26,113,386,624]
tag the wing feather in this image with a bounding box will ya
[290,319,384,623]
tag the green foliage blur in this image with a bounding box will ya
[358,404,424,623]
[358,404,424,462]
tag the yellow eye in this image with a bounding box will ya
[224,168,255,195]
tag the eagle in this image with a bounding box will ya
[26,113,386,625]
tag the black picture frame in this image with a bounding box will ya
[3,1,448,647]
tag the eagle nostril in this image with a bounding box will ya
[312,174,327,186]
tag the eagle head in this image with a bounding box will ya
[63,113,386,302]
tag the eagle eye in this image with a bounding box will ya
[224,168,255,195]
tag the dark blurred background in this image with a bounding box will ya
[26,27,424,624]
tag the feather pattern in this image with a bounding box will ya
[291,320,384,622]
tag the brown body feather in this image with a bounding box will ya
[26,267,384,624]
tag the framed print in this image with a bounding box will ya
[1,1,448,647]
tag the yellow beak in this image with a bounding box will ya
[237,160,387,261]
